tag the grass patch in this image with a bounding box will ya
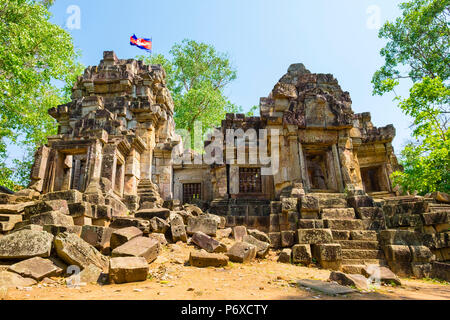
[422,277,450,285]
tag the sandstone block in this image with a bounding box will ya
[0,230,53,260]
[362,265,401,285]
[42,190,83,204]
[297,229,333,244]
[8,257,62,281]
[226,242,257,263]
[186,216,217,237]
[109,257,148,284]
[312,244,342,270]
[80,225,114,252]
[0,271,37,288]
[232,226,247,242]
[409,245,434,263]
[268,232,281,249]
[147,233,167,246]
[149,217,169,234]
[292,244,312,265]
[30,211,74,227]
[135,208,170,220]
[216,228,232,239]
[243,235,270,258]
[110,217,150,234]
[281,230,295,248]
[277,249,292,264]
[379,230,422,246]
[192,231,227,253]
[170,214,187,243]
[247,229,270,243]
[189,251,229,268]
[111,236,160,263]
[329,271,369,290]
[110,226,143,250]
[54,232,109,271]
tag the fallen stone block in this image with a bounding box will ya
[66,264,105,286]
[411,262,432,278]
[23,200,70,219]
[110,217,150,234]
[297,229,333,244]
[192,232,227,253]
[149,217,169,234]
[277,249,292,264]
[243,235,270,258]
[206,213,226,229]
[329,271,369,290]
[111,236,160,263]
[170,214,187,243]
[297,279,356,295]
[189,251,229,268]
[0,230,53,260]
[216,228,232,239]
[247,229,270,244]
[109,257,149,284]
[8,257,62,281]
[54,232,109,271]
[147,233,167,246]
[292,244,312,265]
[110,226,143,250]
[135,208,170,220]
[43,224,82,237]
[80,225,114,252]
[0,202,33,215]
[187,216,218,237]
[30,211,74,227]
[0,271,37,288]
[232,226,247,242]
[226,242,257,263]
[362,265,401,286]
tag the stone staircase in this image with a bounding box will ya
[314,193,387,274]
[137,180,163,209]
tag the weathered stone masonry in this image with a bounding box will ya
[0,52,448,281]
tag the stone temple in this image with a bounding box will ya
[0,52,448,281]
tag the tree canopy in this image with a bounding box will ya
[372,0,449,194]
[0,0,83,190]
[138,39,243,148]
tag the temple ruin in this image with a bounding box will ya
[0,52,448,283]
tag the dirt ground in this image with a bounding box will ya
[2,242,449,300]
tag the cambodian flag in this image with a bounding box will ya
[130,34,152,52]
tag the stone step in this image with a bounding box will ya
[349,230,378,241]
[342,258,386,266]
[341,264,366,274]
[342,249,385,260]
[331,230,350,240]
[324,219,365,230]
[321,208,355,220]
[337,240,380,250]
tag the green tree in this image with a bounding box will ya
[0,0,82,190]
[372,0,449,194]
[138,39,242,148]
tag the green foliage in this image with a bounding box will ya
[372,0,449,195]
[0,0,82,190]
[138,39,243,148]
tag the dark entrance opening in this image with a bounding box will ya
[183,183,201,204]
[361,166,383,193]
[239,167,262,194]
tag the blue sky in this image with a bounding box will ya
[11,0,414,162]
